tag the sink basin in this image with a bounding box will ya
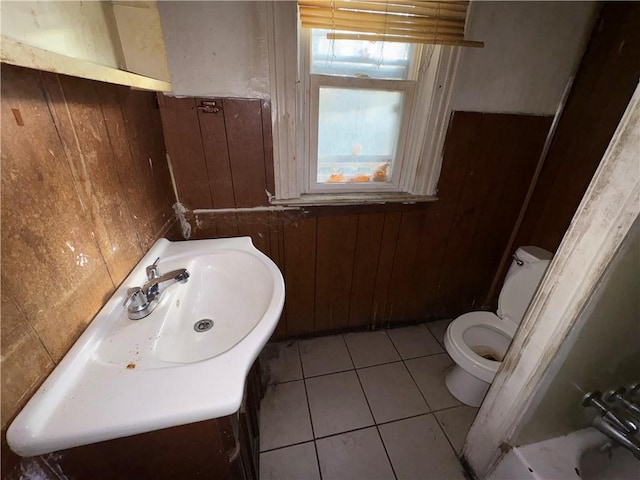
[7,237,285,457]
[155,250,275,363]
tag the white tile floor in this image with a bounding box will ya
[259,320,478,480]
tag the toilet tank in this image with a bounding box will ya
[498,246,553,325]
[505,246,553,280]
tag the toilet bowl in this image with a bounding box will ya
[443,247,552,407]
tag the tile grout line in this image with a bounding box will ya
[411,324,470,469]
[403,357,435,412]
[398,328,474,461]
[342,334,399,480]
[262,408,467,450]
[426,320,451,351]
[386,324,469,471]
[260,438,319,455]
[386,324,468,474]
[297,340,323,480]
[267,347,451,387]
[386,327,436,414]
[262,326,460,477]
[433,411,467,466]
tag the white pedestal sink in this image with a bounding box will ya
[7,237,285,457]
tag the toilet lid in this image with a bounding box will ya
[498,260,550,325]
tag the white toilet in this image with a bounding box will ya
[444,246,553,407]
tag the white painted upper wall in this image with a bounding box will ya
[452,1,597,115]
[158,1,596,114]
[158,1,270,98]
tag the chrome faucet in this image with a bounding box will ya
[583,389,640,459]
[605,385,640,421]
[123,257,190,320]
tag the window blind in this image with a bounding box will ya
[298,0,483,47]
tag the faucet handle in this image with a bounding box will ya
[606,386,640,420]
[584,390,638,434]
[604,387,626,403]
[146,257,161,280]
[123,287,148,311]
[583,391,604,409]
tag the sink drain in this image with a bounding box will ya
[194,319,214,332]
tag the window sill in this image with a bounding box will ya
[270,192,438,207]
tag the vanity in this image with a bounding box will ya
[6,237,285,479]
[28,361,264,479]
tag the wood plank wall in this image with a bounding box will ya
[159,98,553,340]
[487,2,640,306]
[514,2,640,253]
[0,65,177,436]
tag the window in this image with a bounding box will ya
[307,29,418,193]
[266,1,481,204]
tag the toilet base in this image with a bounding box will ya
[445,364,491,407]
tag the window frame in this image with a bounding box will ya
[266,1,462,205]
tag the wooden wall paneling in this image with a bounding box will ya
[385,210,429,323]
[474,115,552,308]
[261,100,276,197]
[314,215,358,332]
[450,115,547,312]
[135,87,176,236]
[223,99,269,207]
[370,212,402,326]
[189,211,218,239]
[42,73,143,284]
[0,282,54,429]
[97,84,156,244]
[347,213,385,329]
[197,97,236,209]
[282,216,317,336]
[157,96,213,209]
[462,115,520,307]
[407,115,481,319]
[434,113,482,201]
[434,113,513,315]
[530,4,640,249]
[236,211,272,257]
[118,89,175,242]
[515,3,640,253]
[268,212,287,339]
[154,95,564,336]
[0,66,115,361]
[1,65,177,432]
[466,117,541,307]
[267,212,285,272]
[406,205,451,319]
[214,212,240,238]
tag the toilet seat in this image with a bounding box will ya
[444,312,517,383]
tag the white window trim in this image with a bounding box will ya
[266,1,461,204]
